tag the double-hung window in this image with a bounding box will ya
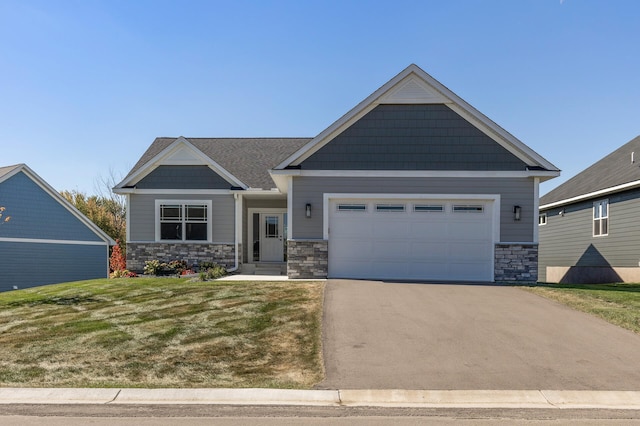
[157,201,211,241]
[593,199,608,237]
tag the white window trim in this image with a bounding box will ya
[538,213,547,226]
[593,199,609,237]
[155,199,213,242]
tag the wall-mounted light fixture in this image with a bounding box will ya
[305,203,312,218]
[513,205,521,221]
[559,209,565,217]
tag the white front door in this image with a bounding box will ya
[260,213,285,262]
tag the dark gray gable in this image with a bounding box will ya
[136,165,232,189]
[299,104,528,171]
[541,135,640,206]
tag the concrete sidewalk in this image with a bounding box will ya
[1,388,640,409]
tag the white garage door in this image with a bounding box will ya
[328,198,495,281]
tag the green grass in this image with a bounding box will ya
[520,283,640,334]
[0,277,324,389]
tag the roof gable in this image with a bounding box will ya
[540,135,640,208]
[118,137,312,191]
[275,64,559,175]
[0,164,115,244]
[299,104,528,171]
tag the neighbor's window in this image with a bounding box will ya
[538,213,547,226]
[593,200,608,237]
[158,201,210,241]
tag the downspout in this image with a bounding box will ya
[227,192,241,273]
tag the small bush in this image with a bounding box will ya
[144,260,162,275]
[198,264,228,281]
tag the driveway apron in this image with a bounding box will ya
[318,279,640,390]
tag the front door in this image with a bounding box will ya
[260,213,285,262]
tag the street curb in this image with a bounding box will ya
[0,388,639,409]
[115,388,340,405]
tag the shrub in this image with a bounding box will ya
[143,260,162,275]
[198,264,228,281]
[109,240,127,276]
[110,269,137,279]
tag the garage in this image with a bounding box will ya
[327,197,496,281]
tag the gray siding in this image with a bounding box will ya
[539,187,640,282]
[0,242,108,291]
[129,193,235,242]
[300,104,527,171]
[136,166,232,189]
[0,171,102,242]
[291,176,534,242]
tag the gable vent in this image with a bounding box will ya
[380,76,448,104]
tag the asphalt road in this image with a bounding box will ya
[1,405,639,425]
[318,280,640,390]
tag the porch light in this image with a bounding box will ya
[305,203,312,218]
[513,205,521,221]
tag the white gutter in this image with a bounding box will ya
[540,179,640,210]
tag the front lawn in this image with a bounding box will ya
[520,283,640,334]
[0,278,324,388]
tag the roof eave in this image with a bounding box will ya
[540,179,640,210]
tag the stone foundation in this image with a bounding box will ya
[127,242,239,272]
[287,239,328,279]
[494,243,538,283]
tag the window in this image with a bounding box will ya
[337,204,367,212]
[593,200,609,237]
[453,205,484,213]
[538,213,547,226]
[158,201,211,241]
[376,204,405,212]
[414,204,444,213]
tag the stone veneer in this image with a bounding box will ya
[287,239,328,279]
[494,243,538,283]
[127,242,240,272]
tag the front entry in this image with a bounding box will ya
[260,213,285,261]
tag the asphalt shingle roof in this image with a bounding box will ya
[540,135,640,206]
[126,137,312,190]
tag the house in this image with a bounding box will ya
[114,64,559,282]
[0,164,115,291]
[539,135,640,283]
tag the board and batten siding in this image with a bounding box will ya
[539,187,640,282]
[128,193,235,242]
[0,242,108,291]
[291,176,535,242]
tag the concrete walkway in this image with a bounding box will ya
[1,388,640,409]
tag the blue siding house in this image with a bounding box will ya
[0,164,115,291]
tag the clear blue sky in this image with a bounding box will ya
[1,0,638,195]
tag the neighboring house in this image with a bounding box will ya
[0,164,115,292]
[539,135,640,283]
[114,64,559,283]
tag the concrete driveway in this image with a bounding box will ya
[318,280,640,390]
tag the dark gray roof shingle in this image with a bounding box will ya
[540,135,640,206]
[125,138,311,190]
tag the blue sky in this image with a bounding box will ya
[1,0,638,195]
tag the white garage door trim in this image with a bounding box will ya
[323,193,501,281]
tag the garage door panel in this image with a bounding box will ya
[328,198,494,281]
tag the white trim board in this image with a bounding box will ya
[540,179,640,210]
[271,169,559,180]
[0,237,109,246]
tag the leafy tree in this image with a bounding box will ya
[60,190,125,249]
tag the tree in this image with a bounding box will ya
[60,190,126,249]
